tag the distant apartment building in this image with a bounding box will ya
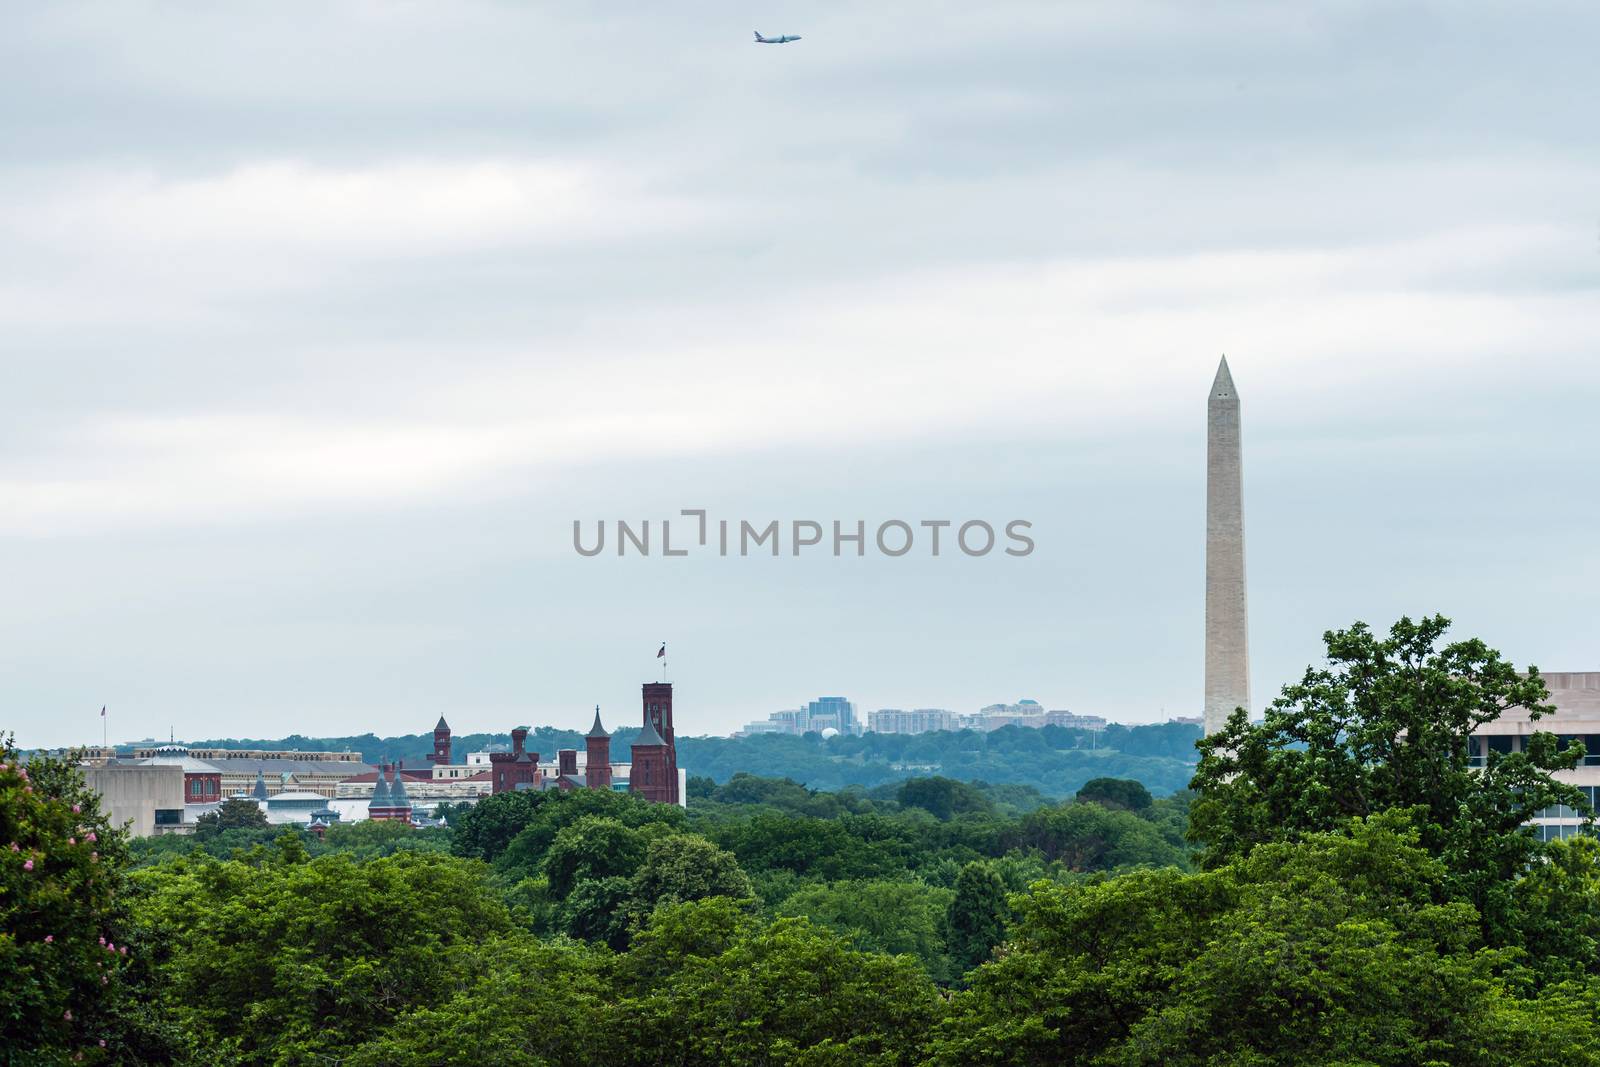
[862,700,1107,736]
[867,708,961,735]
[736,696,863,737]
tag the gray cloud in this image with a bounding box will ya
[2,1,1597,747]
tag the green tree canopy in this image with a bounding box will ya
[945,862,1011,977]
[192,797,268,840]
[1074,776,1152,811]
[1189,614,1584,939]
[932,814,1600,1066]
[130,845,515,1062]
[0,741,133,1059]
[897,777,996,821]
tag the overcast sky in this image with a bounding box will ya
[3,2,1596,750]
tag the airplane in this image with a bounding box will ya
[754,30,801,44]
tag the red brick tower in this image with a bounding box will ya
[628,714,673,804]
[585,706,612,791]
[636,682,679,805]
[428,716,452,766]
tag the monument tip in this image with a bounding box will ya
[1210,355,1236,399]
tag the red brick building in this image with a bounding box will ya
[489,726,542,794]
[136,745,222,805]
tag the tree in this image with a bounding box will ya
[1189,614,1584,940]
[345,935,610,1067]
[192,796,268,839]
[1074,777,1152,812]
[130,849,515,1061]
[0,740,133,1060]
[612,915,944,1066]
[777,879,955,981]
[1005,802,1185,871]
[495,788,684,881]
[930,814,1600,1067]
[945,862,1010,976]
[629,834,753,910]
[897,777,995,821]
[542,816,651,897]
[449,790,547,862]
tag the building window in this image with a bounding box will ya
[1557,735,1600,767]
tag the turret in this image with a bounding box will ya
[429,716,452,766]
[370,765,391,807]
[585,706,612,790]
[389,762,412,810]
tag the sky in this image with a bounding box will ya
[3,2,1597,749]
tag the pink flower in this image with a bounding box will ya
[119,946,127,956]
[63,1009,72,1021]
[68,837,76,845]
[22,859,33,871]
[98,936,105,946]
[72,804,81,814]
[105,942,115,953]
[86,832,97,842]
[99,1040,107,1048]
[44,935,54,943]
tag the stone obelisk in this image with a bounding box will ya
[1204,356,1249,735]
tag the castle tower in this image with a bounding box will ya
[585,706,613,790]
[428,716,452,766]
[1204,356,1250,735]
[640,682,678,804]
[628,714,673,804]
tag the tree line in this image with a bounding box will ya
[8,615,1600,1064]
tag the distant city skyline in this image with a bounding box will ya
[5,3,1597,749]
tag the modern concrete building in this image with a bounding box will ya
[1470,672,1600,841]
[1204,356,1250,736]
[82,763,186,837]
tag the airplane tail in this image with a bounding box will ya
[754,30,765,42]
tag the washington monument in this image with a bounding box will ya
[1204,356,1250,735]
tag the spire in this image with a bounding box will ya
[370,766,391,806]
[435,716,450,732]
[586,706,610,739]
[1210,355,1236,401]
[389,762,411,806]
[635,716,666,747]
[251,768,269,801]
